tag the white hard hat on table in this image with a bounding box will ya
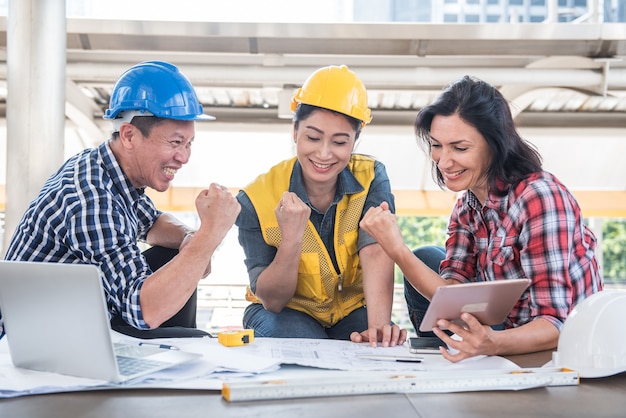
[552,290,626,378]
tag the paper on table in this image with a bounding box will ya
[238,337,520,372]
[0,338,106,397]
[0,332,281,398]
[0,333,519,397]
[113,333,280,377]
[128,338,521,391]
[0,366,107,396]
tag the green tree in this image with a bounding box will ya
[395,216,448,283]
[601,219,626,285]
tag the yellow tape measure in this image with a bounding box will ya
[218,329,255,347]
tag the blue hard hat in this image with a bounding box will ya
[104,61,214,121]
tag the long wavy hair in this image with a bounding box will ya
[414,75,542,194]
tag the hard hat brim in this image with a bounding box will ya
[191,114,216,121]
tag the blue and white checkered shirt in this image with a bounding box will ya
[1,141,161,338]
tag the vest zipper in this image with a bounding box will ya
[338,274,343,292]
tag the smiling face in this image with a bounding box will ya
[117,118,196,192]
[429,113,492,203]
[294,109,357,189]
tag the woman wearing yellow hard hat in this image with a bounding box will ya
[235,65,407,347]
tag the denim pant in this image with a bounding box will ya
[243,303,369,340]
[404,245,446,337]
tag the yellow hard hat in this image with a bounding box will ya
[291,65,372,127]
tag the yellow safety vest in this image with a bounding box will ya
[244,155,375,327]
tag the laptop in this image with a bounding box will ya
[0,260,201,382]
[419,278,531,333]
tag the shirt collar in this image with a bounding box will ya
[463,183,511,213]
[289,159,365,206]
[100,140,145,201]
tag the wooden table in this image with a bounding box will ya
[1,350,625,418]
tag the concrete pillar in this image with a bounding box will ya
[3,0,66,255]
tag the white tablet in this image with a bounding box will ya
[418,278,531,333]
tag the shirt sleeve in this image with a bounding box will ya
[439,196,477,283]
[357,160,395,250]
[66,190,155,330]
[235,190,277,292]
[135,193,162,241]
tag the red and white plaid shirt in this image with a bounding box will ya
[440,171,603,330]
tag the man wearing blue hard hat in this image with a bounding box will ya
[1,61,240,338]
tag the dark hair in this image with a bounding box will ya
[293,104,363,140]
[414,75,542,193]
[111,116,168,139]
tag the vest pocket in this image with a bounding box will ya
[296,252,326,302]
[338,229,360,287]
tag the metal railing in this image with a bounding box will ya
[197,282,415,335]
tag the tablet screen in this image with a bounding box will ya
[418,279,531,333]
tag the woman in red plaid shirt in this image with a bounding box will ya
[360,75,603,362]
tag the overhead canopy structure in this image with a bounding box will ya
[0,18,625,216]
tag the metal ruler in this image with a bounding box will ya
[222,367,578,402]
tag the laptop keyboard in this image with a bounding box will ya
[115,343,163,358]
[116,356,169,377]
[114,343,170,377]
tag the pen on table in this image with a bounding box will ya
[356,354,423,363]
[138,342,179,350]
